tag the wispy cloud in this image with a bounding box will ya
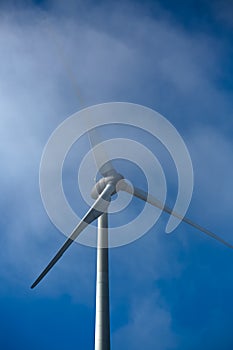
[113,292,177,350]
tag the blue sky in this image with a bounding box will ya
[1,0,233,349]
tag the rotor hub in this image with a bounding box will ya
[91,173,124,199]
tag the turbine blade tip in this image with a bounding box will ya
[30,281,38,289]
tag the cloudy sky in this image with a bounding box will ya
[1,0,233,349]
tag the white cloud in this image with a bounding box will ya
[113,292,177,350]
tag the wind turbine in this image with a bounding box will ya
[31,124,233,350]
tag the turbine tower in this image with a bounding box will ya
[31,124,233,350]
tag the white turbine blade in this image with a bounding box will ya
[88,128,117,177]
[31,184,115,289]
[120,182,233,249]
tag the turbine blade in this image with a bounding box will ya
[120,182,233,249]
[88,128,117,177]
[31,184,114,289]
